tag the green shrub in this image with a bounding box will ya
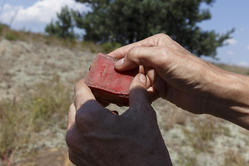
[5,32,18,41]
[101,42,121,53]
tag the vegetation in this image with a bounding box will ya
[1,19,248,165]
[101,42,122,53]
[45,6,76,39]
[0,24,4,35]
[4,32,19,41]
[47,0,234,58]
[224,150,248,166]
[177,155,198,166]
[0,77,71,158]
[182,118,230,153]
[0,24,20,41]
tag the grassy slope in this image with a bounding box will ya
[0,26,249,166]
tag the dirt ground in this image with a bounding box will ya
[0,38,249,166]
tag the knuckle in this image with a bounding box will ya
[157,33,165,37]
[156,33,172,44]
[155,33,168,39]
[128,47,142,61]
[126,48,136,62]
[128,47,138,56]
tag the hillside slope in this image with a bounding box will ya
[0,32,249,166]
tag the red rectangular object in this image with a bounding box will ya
[85,53,137,106]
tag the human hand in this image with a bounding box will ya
[109,34,249,129]
[108,34,232,114]
[66,73,172,166]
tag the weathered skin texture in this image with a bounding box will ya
[109,34,249,129]
[66,33,249,166]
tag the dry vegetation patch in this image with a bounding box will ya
[1,26,249,166]
[0,77,71,164]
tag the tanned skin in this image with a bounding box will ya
[66,34,249,166]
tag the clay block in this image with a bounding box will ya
[85,53,137,106]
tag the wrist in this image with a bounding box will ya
[204,68,249,128]
[208,70,249,105]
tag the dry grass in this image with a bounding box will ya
[0,24,119,54]
[1,23,249,166]
[213,63,249,75]
[0,76,71,158]
[224,150,248,166]
[176,155,198,166]
[182,117,230,153]
[160,108,188,130]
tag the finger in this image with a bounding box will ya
[74,79,95,110]
[108,33,170,59]
[129,73,150,109]
[108,39,154,59]
[114,46,163,71]
[146,75,167,102]
[144,68,156,89]
[146,69,156,86]
[68,103,76,130]
[139,65,145,74]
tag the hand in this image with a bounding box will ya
[109,34,249,129]
[109,33,214,114]
[66,74,172,166]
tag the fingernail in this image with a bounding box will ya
[116,58,124,66]
[139,74,146,84]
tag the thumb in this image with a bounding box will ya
[129,73,149,109]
